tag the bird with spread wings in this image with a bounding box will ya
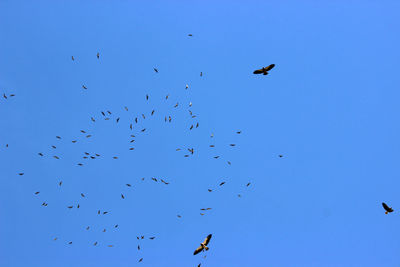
[382,202,394,214]
[253,64,275,75]
[193,234,212,255]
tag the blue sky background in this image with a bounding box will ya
[1,1,400,266]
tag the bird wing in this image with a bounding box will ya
[265,64,275,71]
[382,202,390,211]
[253,69,263,74]
[193,245,203,255]
[203,234,212,245]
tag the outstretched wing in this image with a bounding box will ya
[203,234,212,246]
[193,245,203,255]
[253,69,263,74]
[265,64,275,71]
[382,202,390,211]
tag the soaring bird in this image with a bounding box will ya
[253,64,275,75]
[382,202,394,214]
[193,234,212,255]
[97,52,100,59]
[153,68,158,73]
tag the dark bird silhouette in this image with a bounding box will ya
[97,52,100,59]
[153,68,158,73]
[81,193,85,197]
[139,258,143,262]
[82,85,87,90]
[193,234,212,255]
[38,153,43,156]
[382,202,394,214]
[253,64,275,75]
[219,182,225,186]
[71,56,75,61]
[121,194,125,199]
[35,192,40,195]
[246,182,251,187]
[126,184,132,187]
[188,34,193,36]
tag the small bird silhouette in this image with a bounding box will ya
[382,202,394,214]
[193,234,212,255]
[253,64,275,75]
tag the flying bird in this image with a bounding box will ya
[97,52,100,59]
[382,202,394,214]
[253,64,275,75]
[153,68,158,73]
[71,56,75,61]
[193,234,212,255]
[82,85,87,90]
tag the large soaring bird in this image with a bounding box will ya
[193,234,212,255]
[382,202,394,214]
[253,64,275,75]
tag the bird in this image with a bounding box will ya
[253,64,275,75]
[56,136,61,139]
[185,84,189,89]
[97,52,100,59]
[81,193,85,197]
[219,182,225,186]
[193,234,212,255]
[149,237,155,240]
[153,68,158,73]
[279,155,283,158]
[246,182,251,187]
[126,184,132,187]
[71,56,75,61]
[91,117,95,122]
[82,85,87,90]
[382,202,394,214]
[139,258,143,262]
[146,94,149,100]
[38,153,43,156]
[94,242,98,246]
[236,131,241,134]
[200,72,203,77]
[35,192,40,195]
[121,194,125,199]
[188,34,193,36]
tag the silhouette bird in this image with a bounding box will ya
[97,52,100,59]
[82,85,87,90]
[253,64,275,75]
[193,234,212,255]
[382,202,394,214]
[153,68,158,73]
[71,56,75,61]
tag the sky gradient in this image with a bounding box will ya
[1,1,400,266]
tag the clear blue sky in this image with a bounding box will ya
[1,1,400,266]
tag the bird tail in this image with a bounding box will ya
[205,246,209,251]
[263,71,268,75]
[385,211,388,214]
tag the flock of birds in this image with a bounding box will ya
[2,50,394,266]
